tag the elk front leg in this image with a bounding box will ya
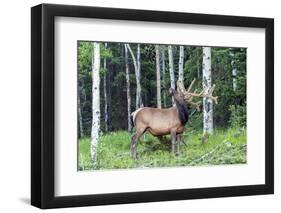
[176,134,182,155]
[131,133,139,159]
[171,130,177,154]
[131,128,145,159]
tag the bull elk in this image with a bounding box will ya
[130,79,218,159]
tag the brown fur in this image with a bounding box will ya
[133,107,185,136]
[130,89,188,158]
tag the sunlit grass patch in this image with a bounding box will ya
[78,128,246,171]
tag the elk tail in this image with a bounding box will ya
[131,108,144,125]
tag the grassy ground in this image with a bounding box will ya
[78,128,246,171]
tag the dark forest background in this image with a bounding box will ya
[78,42,246,136]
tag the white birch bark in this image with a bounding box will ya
[103,43,108,132]
[78,40,84,138]
[155,45,161,108]
[78,86,84,138]
[168,45,175,105]
[197,48,200,79]
[178,46,184,83]
[230,52,237,91]
[91,42,101,163]
[126,44,142,109]
[202,47,213,135]
[137,44,143,107]
[232,68,237,91]
[124,44,132,132]
[161,47,167,107]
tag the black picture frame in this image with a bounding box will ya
[31,3,274,209]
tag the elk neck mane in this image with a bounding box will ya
[175,99,189,125]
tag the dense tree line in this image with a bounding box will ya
[78,42,246,159]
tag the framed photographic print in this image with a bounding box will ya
[31,3,274,209]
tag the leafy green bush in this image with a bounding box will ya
[229,105,246,128]
[187,110,203,130]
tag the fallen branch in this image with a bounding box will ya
[190,140,230,164]
[116,152,131,157]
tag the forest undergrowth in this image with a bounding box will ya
[78,128,246,171]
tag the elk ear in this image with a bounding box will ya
[169,88,175,96]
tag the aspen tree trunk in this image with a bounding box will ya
[77,41,84,138]
[80,78,87,136]
[202,47,213,135]
[230,52,237,91]
[78,85,84,138]
[161,47,167,107]
[178,46,184,83]
[91,42,101,163]
[126,44,142,109]
[107,60,112,134]
[168,45,175,105]
[103,43,108,132]
[197,48,201,79]
[80,78,87,102]
[124,44,132,132]
[232,67,237,92]
[155,45,161,108]
[137,44,143,107]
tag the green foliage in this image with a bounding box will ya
[77,42,247,135]
[188,111,203,130]
[211,47,246,128]
[229,105,246,128]
[100,43,113,58]
[78,41,92,76]
[78,128,246,170]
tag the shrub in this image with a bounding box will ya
[229,105,246,128]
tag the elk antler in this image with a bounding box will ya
[177,78,218,111]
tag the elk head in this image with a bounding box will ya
[176,78,218,111]
[169,87,187,105]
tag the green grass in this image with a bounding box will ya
[78,128,246,171]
